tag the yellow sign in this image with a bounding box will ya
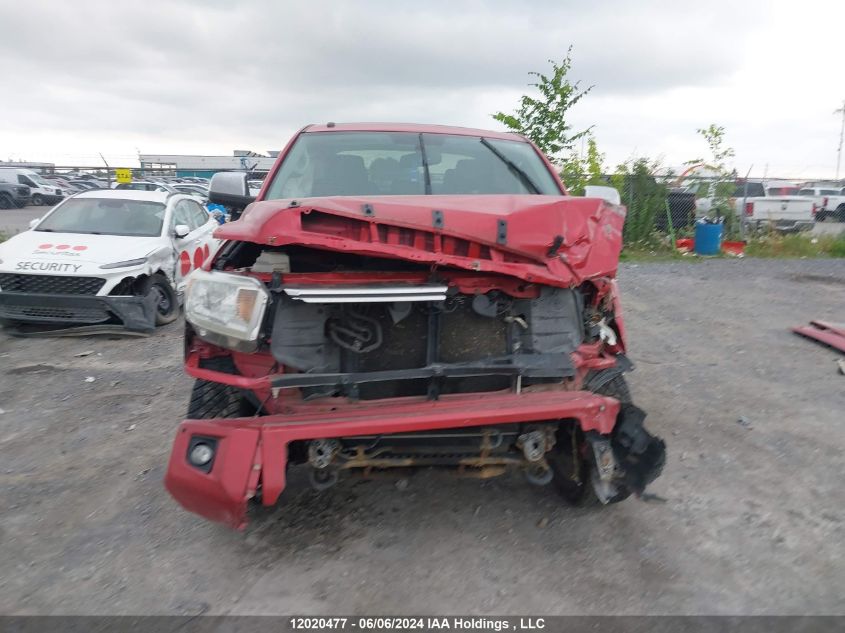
[115,168,132,184]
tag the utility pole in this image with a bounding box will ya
[836,100,845,180]
[99,152,111,187]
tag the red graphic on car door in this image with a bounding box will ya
[179,251,192,276]
[179,244,212,278]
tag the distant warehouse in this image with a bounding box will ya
[139,150,278,178]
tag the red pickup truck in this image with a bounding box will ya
[164,123,666,529]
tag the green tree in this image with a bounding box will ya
[689,124,738,235]
[609,157,668,244]
[492,48,593,160]
[560,134,606,195]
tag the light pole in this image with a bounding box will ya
[836,100,845,180]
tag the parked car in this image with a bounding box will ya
[68,180,102,191]
[695,180,815,232]
[65,174,108,189]
[0,183,31,209]
[163,122,666,529]
[112,181,178,194]
[0,168,65,206]
[0,190,219,332]
[42,175,88,195]
[797,186,845,222]
[173,184,209,200]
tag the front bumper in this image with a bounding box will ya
[164,389,622,529]
[749,219,815,232]
[0,291,158,332]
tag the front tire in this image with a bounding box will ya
[836,205,845,223]
[31,194,44,206]
[149,273,179,325]
[549,375,633,507]
[0,194,13,210]
[187,357,254,419]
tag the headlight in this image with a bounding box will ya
[185,269,270,350]
[100,257,148,269]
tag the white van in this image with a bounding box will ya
[0,168,65,206]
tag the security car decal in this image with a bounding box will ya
[16,261,83,272]
[32,244,89,257]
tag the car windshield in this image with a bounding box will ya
[35,198,166,237]
[264,131,560,199]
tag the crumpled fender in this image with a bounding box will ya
[612,403,666,494]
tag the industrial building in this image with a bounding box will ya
[138,151,277,178]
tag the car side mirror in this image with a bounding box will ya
[174,224,190,239]
[584,185,621,206]
[208,171,255,211]
[29,218,41,230]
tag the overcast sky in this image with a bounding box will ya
[1,0,844,178]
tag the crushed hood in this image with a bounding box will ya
[216,194,626,286]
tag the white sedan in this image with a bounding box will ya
[0,190,219,332]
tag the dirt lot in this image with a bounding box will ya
[1,258,843,615]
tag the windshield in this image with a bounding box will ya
[767,187,800,195]
[35,198,166,237]
[732,182,765,197]
[264,131,560,199]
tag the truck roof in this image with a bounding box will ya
[303,122,527,142]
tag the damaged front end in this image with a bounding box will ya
[0,274,161,334]
[165,193,666,529]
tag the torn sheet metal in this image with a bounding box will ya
[792,320,845,354]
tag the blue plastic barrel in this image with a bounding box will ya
[694,220,723,255]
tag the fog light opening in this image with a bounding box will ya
[189,442,214,467]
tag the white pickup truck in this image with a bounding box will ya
[694,180,816,232]
[796,186,845,222]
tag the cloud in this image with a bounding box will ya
[0,0,843,176]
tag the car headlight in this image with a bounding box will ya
[100,257,148,269]
[185,269,270,351]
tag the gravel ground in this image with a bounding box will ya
[0,258,843,615]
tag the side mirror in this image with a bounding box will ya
[29,218,41,230]
[208,172,256,210]
[174,224,190,239]
[584,185,621,206]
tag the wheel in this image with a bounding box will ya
[0,194,13,210]
[31,194,44,206]
[548,375,633,507]
[187,357,254,419]
[149,273,179,325]
[836,205,845,223]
